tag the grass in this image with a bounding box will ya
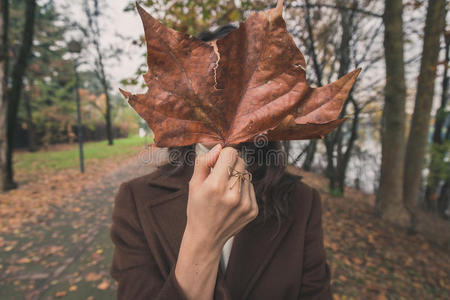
[14,135,152,174]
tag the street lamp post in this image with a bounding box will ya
[68,40,84,173]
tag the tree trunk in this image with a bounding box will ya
[304,0,323,87]
[437,178,449,219]
[102,77,113,145]
[431,31,449,145]
[446,121,450,140]
[96,40,113,146]
[325,137,337,191]
[84,0,113,146]
[0,0,10,191]
[404,0,445,215]
[6,0,37,189]
[337,98,360,194]
[425,29,449,211]
[376,0,411,227]
[299,0,321,170]
[324,0,356,195]
[302,140,316,171]
[24,85,37,152]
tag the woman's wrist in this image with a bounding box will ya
[182,224,224,257]
[174,225,223,300]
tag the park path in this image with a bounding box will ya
[0,150,160,300]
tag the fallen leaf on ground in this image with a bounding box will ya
[69,285,77,291]
[85,272,102,282]
[55,291,67,297]
[97,279,110,290]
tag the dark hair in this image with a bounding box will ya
[157,25,302,238]
[196,24,238,42]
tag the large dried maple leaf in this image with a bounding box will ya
[121,0,361,147]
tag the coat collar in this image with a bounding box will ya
[146,164,193,190]
[145,165,296,300]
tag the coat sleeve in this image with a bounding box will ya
[109,182,189,300]
[298,188,333,299]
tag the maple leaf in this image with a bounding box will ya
[121,0,361,147]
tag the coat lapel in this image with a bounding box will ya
[145,166,296,300]
[145,166,192,265]
[222,210,295,299]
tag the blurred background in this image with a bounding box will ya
[0,0,449,299]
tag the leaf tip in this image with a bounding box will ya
[276,0,284,12]
[269,0,284,20]
[135,1,151,21]
[135,1,144,13]
[119,88,132,99]
[353,67,362,78]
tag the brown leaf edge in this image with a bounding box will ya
[264,68,361,141]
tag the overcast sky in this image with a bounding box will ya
[57,0,144,94]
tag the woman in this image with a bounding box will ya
[109,25,332,300]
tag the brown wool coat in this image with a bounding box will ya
[109,165,332,300]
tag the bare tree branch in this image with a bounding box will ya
[270,2,383,18]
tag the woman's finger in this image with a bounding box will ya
[209,147,239,181]
[246,179,253,211]
[240,169,252,211]
[249,182,258,218]
[226,156,246,192]
[191,144,222,184]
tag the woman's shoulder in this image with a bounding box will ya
[124,166,187,190]
[118,166,190,206]
[284,167,317,197]
[283,167,321,214]
[113,169,167,204]
[119,168,163,192]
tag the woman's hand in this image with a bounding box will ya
[186,144,258,250]
[175,144,258,300]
